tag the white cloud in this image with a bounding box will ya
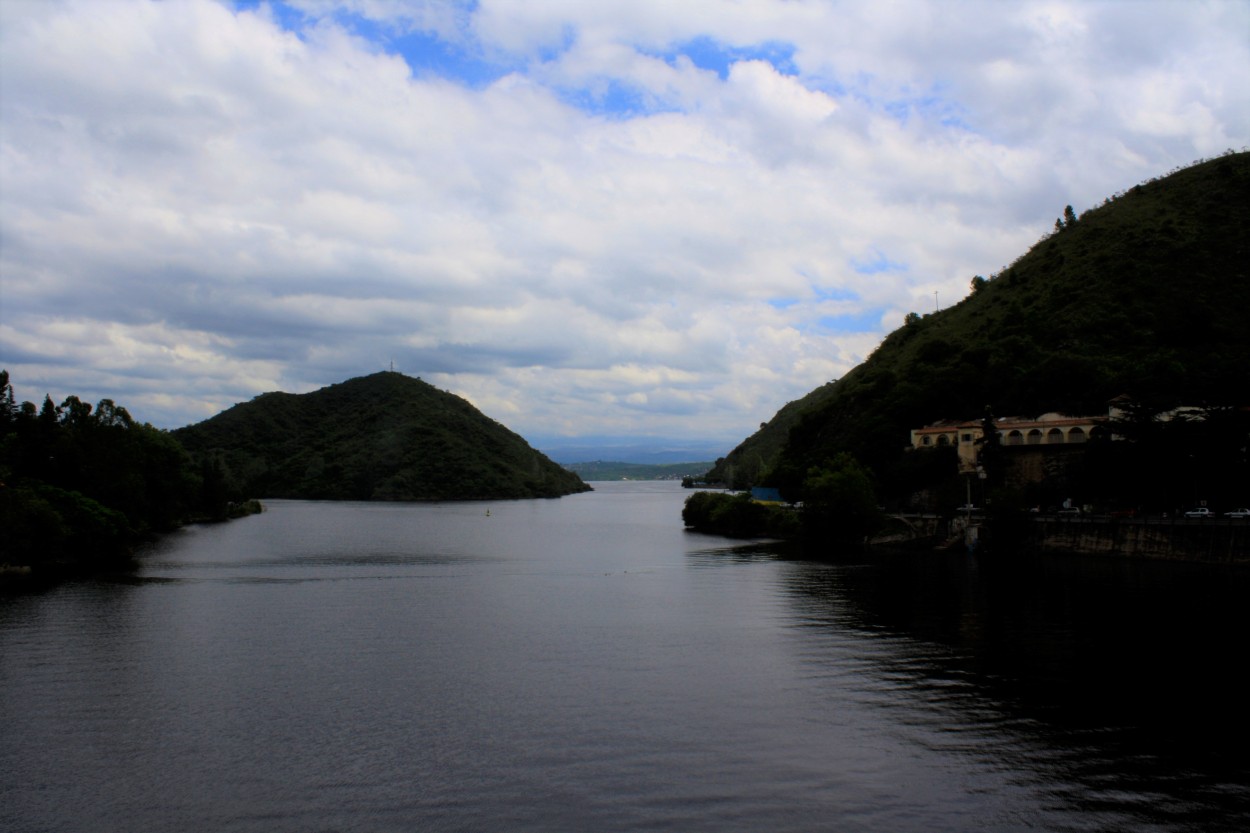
[1,0,1247,449]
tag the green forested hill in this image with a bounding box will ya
[708,151,1250,492]
[174,372,591,501]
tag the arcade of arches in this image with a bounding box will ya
[910,413,1107,473]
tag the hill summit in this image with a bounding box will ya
[174,372,591,501]
[707,151,1250,498]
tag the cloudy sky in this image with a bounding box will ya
[1,0,1247,453]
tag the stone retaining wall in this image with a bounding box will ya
[1024,518,1247,562]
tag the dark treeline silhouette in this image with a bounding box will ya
[1,370,247,581]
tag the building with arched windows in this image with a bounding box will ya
[907,401,1244,512]
[910,412,1109,474]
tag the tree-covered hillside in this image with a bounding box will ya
[708,151,1250,497]
[173,371,591,501]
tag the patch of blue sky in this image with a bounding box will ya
[535,24,578,63]
[767,298,800,310]
[802,70,849,99]
[800,68,972,133]
[559,79,680,119]
[392,30,518,87]
[393,19,578,88]
[879,84,972,130]
[646,36,798,80]
[852,251,907,275]
[812,309,886,333]
[810,285,859,303]
[884,99,912,123]
[234,0,308,35]
[234,1,517,88]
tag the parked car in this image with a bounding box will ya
[1224,508,1250,519]
[1057,506,1082,516]
[1184,507,1215,518]
[1109,507,1137,518]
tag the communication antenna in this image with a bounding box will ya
[934,290,939,312]
[389,359,395,373]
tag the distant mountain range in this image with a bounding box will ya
[707,151,1250,497]
[174,372,590,501]
[562,460,716,481]
[536,437,731,465]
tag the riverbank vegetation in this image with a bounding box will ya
[1,371,256,584]
[683,454,883,546]
[682,491,800,539]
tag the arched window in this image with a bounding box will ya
[1027,429,1043,445]
[937,435,950,446]
[1006,430,1024,446]
[1068,427,1087,443]
[1047,428,1064,444]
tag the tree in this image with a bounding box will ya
[94,399,133,428]
[58,395,92,428]
[970,275,988,294]
[1064,204,1078,228]
[38,395,59,429]
[976,405,1001,485]
[0,370,15,427]
[801,453,882,547]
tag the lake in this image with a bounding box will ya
[2,481,1247,832]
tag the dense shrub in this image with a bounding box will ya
[683,491,799,538]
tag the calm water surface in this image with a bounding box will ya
[2,481,1247,832]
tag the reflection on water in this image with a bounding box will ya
[781,548,1250,831]
[2,484,1248,833]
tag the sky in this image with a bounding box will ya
[1,0,1247,455]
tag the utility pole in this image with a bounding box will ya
[934,290,939,312]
